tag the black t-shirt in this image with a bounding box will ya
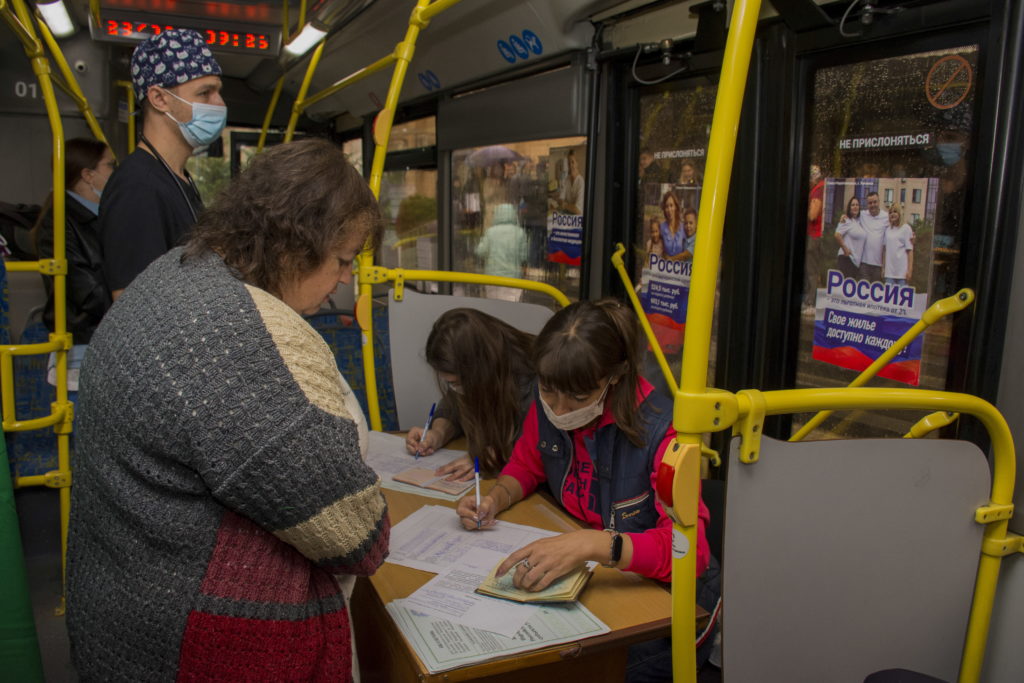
[99,148,203,291]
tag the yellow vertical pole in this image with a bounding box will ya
[283,41,325,143]
[670,1,761,680]
[358,0,433,431]
[11,0,72,611]
[115,81,136,153]
[34,14,112,155]
[257,76,285,152]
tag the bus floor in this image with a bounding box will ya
[17,487,76,682]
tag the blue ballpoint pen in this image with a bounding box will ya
[417,402,436,460]
[474,457,481,529]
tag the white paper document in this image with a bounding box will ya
[403,548,533,637]
[386,598,610,673]
[367,431,471,501]
[388,505,559,574]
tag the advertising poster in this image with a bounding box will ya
[637,167,703,353]
[810,177,938,385]
[546,144,585,265]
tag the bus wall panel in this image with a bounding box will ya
[291,0,593,121]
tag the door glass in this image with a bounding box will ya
[635,81,719,388]
[796,45,979,439]
[379,169,438,292]
[451,136,586,305]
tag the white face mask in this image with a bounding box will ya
[540,382,610,431]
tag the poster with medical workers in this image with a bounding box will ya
[810,177,937,386]
[636,179,702,354]
[546,145,586,265]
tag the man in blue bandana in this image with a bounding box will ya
[100,28,226,299]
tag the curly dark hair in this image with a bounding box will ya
[183,138,381,296]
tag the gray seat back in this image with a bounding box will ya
[387,288,554,430]
[722,434,990,682]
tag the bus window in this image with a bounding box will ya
[796,45,979,439]
[634,81,719,386]
[378,116,438,292]
[387,116,436,152]
[379,168,438,291]
[451,136,586,304]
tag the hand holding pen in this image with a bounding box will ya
[404,403,437,459]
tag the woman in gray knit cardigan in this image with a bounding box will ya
[67,138,390,682]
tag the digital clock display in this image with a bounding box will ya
[90,10,281,56]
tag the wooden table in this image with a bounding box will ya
[353,479,704,682]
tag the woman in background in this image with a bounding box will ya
[33,138,116,345]
[405,308,535,480]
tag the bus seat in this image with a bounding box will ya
[7,315,57,479]
[387,288,553,431]
[721,434,989,681]
[307,305,398,431]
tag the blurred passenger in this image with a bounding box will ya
[405,308,536,481]
[677,159,702,186]
[834,195,866,279]
[33,138,115,345]
[67,139,389,681]
[476,203,529,302]
[804,164,826,311]
[100,28,225,300]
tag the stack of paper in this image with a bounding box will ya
[385,505,610,674]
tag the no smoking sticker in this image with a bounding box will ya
[925,54,972,110]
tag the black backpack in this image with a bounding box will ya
[0,201,42,261]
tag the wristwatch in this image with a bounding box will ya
[602,529,623,568]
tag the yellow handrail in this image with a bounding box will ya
[658,1,763,679]
[790,288,974,441]
[2,0,74,614]
[283,40,325,143]
[736,386,1013,682]
[114,80,135,152]
[610,243,679,395]
[34,12,112,154]
[256,76,285,152]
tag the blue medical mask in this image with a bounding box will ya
[936,142,963,166]
[163,88,227,148]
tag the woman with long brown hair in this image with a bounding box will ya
[405,307,535,479]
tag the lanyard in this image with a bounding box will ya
[139,134,200,222]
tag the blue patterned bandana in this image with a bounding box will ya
[130,29,222,102]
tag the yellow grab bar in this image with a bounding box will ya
[790,288,974,441]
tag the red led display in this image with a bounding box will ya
[92,9,279,56]
[103,19,270,51]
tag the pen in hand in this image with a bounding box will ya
[474,457,481,529]
[417,402,436,461]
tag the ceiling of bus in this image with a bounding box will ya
[281,0,601,121]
